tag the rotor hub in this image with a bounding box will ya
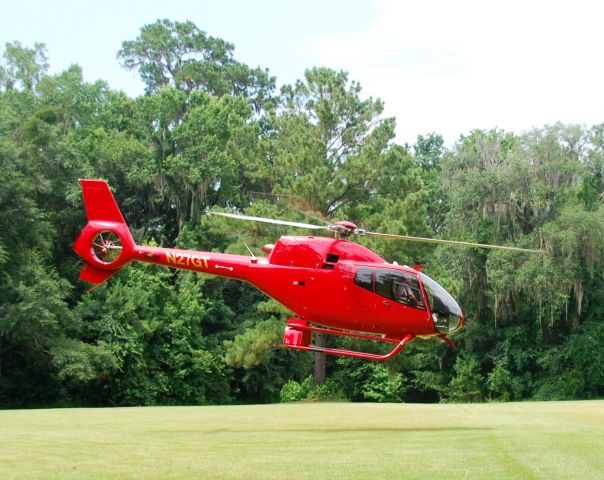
[91,230,123,264]
[330,220,359,236]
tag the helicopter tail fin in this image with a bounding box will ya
[73,179,135,286]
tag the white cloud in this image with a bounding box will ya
[303,0,604,145]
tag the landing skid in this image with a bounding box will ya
[278,319,416,361]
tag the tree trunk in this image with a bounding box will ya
[540,316,550,344]
[313,332,327,386]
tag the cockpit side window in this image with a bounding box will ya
[354,267,373,292]
[375,269,426,310]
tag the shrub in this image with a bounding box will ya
[280,375,344,402]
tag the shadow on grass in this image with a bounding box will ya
[156,426,492,435]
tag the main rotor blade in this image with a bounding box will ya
[211,212,545,253]
[210,212,330,231]
[361,230,546,254]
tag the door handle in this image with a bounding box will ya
[382,300,391,307]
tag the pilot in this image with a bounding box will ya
[393,277,423,308]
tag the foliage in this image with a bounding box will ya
[1,41,48,91]
[224,318,282,369]
[279,375,343,402]
[117,19,275,110]
[2,25,604,407]
[486,361,514,401]
[445,356,485,402]
[332,357,409,403]
[360,364,406,403]
[535,321,604,400]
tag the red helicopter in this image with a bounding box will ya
[74,179,544,361]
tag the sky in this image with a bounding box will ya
[2,0,603,145]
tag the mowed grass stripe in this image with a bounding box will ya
[0,401,603,479]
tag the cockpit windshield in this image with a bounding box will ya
[419,273,463,333]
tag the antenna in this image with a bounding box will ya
[243,242,257,260]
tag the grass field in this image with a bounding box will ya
[1,401,603,479]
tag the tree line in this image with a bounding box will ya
[1,19,603,407]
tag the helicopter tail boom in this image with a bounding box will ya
[74,180,258,286]
[74,179,136,286]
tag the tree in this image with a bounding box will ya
[118,20,278,236]
[118,19,275,112]
[446,356,484,402]
[118,19,235,94]
[274,67,391,216]
[1,41,48,91]
[0,129,81,406]
[165,92,258,228]
[535,321,604,399]
[436,125,604,401]
[414,133,448,232]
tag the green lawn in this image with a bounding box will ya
[1,401,603,479]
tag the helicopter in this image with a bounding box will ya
[74,179,544,361]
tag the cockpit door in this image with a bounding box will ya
[375,269,426,311]
[352,267,432,335]
[374,268,432,334]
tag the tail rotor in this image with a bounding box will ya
[74,180,135,285]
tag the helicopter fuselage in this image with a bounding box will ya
[130,235,452,339]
